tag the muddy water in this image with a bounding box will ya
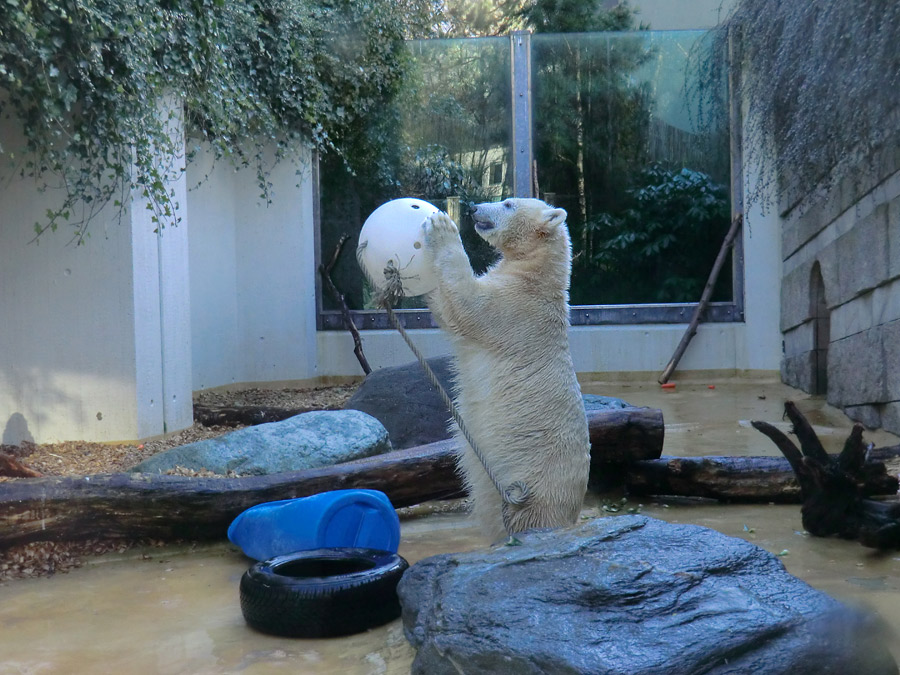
[2,379,899,674]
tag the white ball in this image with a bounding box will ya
[357,198,440,297]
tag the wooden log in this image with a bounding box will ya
[319,232,372,375]
[588,406,664,465]
[659,213,743,384]
[624,450,900,504]
[0,407,664,548]
[0,452,42,478]
[0,440,462,549]
[625,455,804,502]
[193,404,323,427]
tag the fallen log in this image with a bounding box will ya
[0,406,664,548]
[0,440,463,549]
[627,455,807,503]
[625,448,900,504]
[588,406,664,465]
[193,404,324,427]
[0,451,43,478]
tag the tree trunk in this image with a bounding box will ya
[574,48,590,264]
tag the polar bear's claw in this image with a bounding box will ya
[424,212,460,248]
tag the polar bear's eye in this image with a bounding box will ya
[503,200,513,209]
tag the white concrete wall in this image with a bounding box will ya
[187,147,318,391]
[0,101,193,444]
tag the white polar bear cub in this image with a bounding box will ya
[423,198,590,541]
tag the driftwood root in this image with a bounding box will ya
[752,401,900,549]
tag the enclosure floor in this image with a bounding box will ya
[1,379,899,674]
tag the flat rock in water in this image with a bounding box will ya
[131,410,390,476]
[398,515,897,675]
[345,358,633,449]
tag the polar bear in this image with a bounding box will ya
[423,198,590,541]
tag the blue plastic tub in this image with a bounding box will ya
[227,489,400,561]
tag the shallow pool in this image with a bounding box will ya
[1,379,898,674]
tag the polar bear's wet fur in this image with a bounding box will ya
[423,198,590,541]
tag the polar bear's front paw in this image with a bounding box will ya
[424,212,460,250]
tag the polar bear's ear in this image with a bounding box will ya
[541,208,567,231]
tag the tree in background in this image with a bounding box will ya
[523,0,731,305]
[522,2,650,288]
[318,0,733,309]
[319,34,509,308]
[438,0,530,37]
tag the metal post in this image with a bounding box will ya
[510,31,533,198]
[728,27,746,320]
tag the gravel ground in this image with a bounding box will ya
[0,383,360,583]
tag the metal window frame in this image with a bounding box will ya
[316,30,744,332]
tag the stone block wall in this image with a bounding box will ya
[780,145,900,434]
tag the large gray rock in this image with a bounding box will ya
[398,515,896,675]
[345,358,633,450]
[131,410,390,475]
[344,357,456,449]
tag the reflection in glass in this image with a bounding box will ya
[532,30,731,305]
[319,37,511,310]
[318,30,732,316]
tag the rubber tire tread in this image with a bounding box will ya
[239,548,409,638]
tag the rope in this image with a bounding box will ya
[357,243,530,532]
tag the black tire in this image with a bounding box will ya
[239,547,409,638]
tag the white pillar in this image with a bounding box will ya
[0,99,193,443]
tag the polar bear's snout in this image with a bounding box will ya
[473,200,518,233]
[471,203,496,232]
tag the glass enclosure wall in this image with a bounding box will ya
[318,30,736,330]
[319,37,512,325]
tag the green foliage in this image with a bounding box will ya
[319,36,509,309]
[439,0,529,37]
[526,4,732,306]
[0,0,413,241]
[583,164,731,304]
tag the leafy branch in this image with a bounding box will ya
[0,0,413,242]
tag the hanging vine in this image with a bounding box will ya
[696,0,900,211]
[0,0,413,242]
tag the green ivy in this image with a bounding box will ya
[0,0,411,242]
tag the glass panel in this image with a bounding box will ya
[319,36,512,311]
[531,30,732,306]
